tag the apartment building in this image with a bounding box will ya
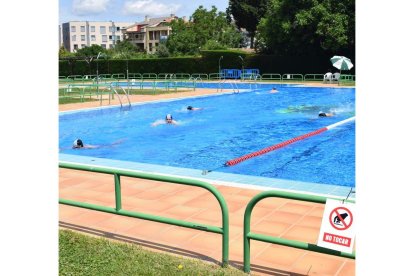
[61,21,134,52]
[123,14,185,54]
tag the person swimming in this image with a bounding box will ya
[72,139,98,149]
[270,87,278,93]
[318,111,335,117]
[152,114,178,126]
[187,106,202,111]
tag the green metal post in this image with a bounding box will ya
[114,173,122,211]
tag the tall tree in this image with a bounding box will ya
[75,44,106,57]
[229,0,269,48]
[256,0,355,56]
[167,6,243,55]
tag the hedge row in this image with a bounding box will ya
[59,50,355,76]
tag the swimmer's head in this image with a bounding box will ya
[318,111,327,117]
[187,106,193,110]
[73,139,84,148]
[165,114,173,122]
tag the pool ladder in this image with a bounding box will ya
[110,85,131,108]
[217,78,239,93]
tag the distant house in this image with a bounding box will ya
[61,21,134,52]
[123,14,185,54]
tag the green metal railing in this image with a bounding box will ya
[340,74,355,82]
[191,73,209,80]
[128,73,143,80]
[304,74,325,81]
[282,74,303,81]
[59,162,230,266]
[243,190,355,273]
[60,73,355,84]
[174,73,191,79]
[261,74,282,80]
[111,73,126,79]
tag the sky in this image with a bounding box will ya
[59,0,229,23]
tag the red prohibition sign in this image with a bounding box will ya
[329,206,353,230]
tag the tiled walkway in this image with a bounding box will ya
[59,85,355,275]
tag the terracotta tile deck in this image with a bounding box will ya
[59,85,355,276]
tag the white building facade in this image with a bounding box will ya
[61,21,134,52]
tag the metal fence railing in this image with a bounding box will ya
[60,73,355,84]
[59,162,230,266]
[243,190,355,273]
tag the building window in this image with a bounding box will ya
[71,26,76,32]
[109,35,113,40]
[102,35,108,42]
[74,44,78,50]
[81,35,85,41]
[109,44,114,49]
[116,26,120,31]
[81,44,85,48]
[72,35,76,41]
[101,44,106,49]
[90,26,95,32]
[116,35,120,40]
[81,26,85,32]
[100,26,106,34]
[91,35,96,41]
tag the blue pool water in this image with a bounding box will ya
[59,84,355,187]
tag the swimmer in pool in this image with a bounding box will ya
[187,106,202,111]
[318,111,335,117]
[151,114,178,126]
[270,87,278,93]
[72,139,99,149]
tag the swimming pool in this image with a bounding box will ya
[59,84,355,191]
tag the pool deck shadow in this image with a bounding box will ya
[59,86,355,276]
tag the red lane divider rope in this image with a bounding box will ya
[225,127,328,167]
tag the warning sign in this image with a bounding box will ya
[329,206,353,230]
[317,199,355,253]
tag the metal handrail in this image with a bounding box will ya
[304,74,325,81]
[59,162,230,266]
[282,74,303,81]
[261,73,282,80]
[243,190,355,273]
[110,85,131,108]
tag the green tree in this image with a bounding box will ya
[257,0,355,56]
[167,6,243,55]
[229,0,269,48]
[155,42,170,57]
[108,40,139,59]
[75,44,106,57]
[59,46,74,58]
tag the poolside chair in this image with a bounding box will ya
[332,72,341,82]
[323,72,333,83]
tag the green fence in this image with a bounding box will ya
[243,190,355,273]
[111,73,126,79]
[142,73,158,80]
[60,83,114,104]
[282,74,304,81]
[59,162,230,266]
[261,74,282,80]
[304,74,325,81]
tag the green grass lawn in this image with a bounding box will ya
[59,229,247,276]
[58,87,193,105]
